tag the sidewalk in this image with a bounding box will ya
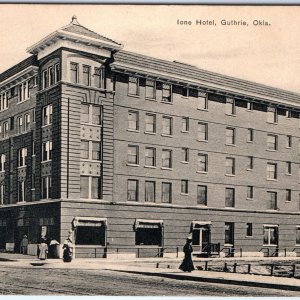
[1,253,300,291]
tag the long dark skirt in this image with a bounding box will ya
[179,254,195,272]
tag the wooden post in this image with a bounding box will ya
[292,265,296,278]
[284,248,287,257]
[248,264,251,274]
[176,247,179,258]
[205,261,208,271]
[270,265,274,276]
[95,248,97,258]
[137,248,140,258]
[156,262,159,268]
[240,248,242,257]
[233,263,237,273]
[224,262,228,272]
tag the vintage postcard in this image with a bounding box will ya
[0,3,299,296]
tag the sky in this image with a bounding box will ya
[0,5,300,93]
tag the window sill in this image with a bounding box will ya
[181,161,189,164]
[246,235,253,238]
[246,168,253,171]
[17,166,27,169]
[41,160,52,164]
[286,173,292,176]
[181,130,189,133]
[225,174,236,177]
[127,93,140,98]
[285,201,292,203]
[246,198,254,201]
[225,144,236,147]
[127,163,139,167]
[266,178,278,181]
[16,99,29,105]
[127,129,140,133]
[41,124,52,129]
[263,244,278,247]
[145,97,156,101]
[81,159,102,163]
[161,167,173,171]
[144,165,156,169]
[196,171,208,174]
[266,149,277,152]
[266,122,278,125]
[144,131,156,135]
[161,134,173,138]
[246,141,254,143]
[197,108,208,112]
[80,122,102,127]
[197,139,208,143]
[161,101,173,105]
[225,113,237,117]
[224,243,234,247]
[180,193,189,196]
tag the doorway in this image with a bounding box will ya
[191,224,211,254]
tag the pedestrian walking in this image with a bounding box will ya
[20,235,28,254]
[38,238,48,260]
[62,237,73,262]
[179,237,195,272]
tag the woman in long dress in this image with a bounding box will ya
[179,238,195,272]
[38,239,48,260]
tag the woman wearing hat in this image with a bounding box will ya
[179,237,195,272]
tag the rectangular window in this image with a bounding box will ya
[225,188,235,207]
[197,185,207,206]
[247,129,254,142]
[17,116,23,134]
[81,104,89,123]
[54,63,60,83]
[42,104,53,126]
[267,163,277,180]
[76,223,106,246]
[247,186,254,199]
[145,79,155,99]
[286,162,292,175]
[135,222,162,246]
[145,147,156,167]
[70,62,79,84]
[263,225,278,246]
[145,113,156,133]
[247,156,254,170]
[3,122,8,138]
[127,179,138,201]
[197,153,208,172]
[267,134,277,150]
[198,92,208,110]
[181,180,188,194]
[0,183,4,205]
[18,81,29,102]
[226,98,235,115]
[246,223,253,237]
[296,227,300,245]
[82,65,91,86]
[42,141,52,162]
[225,222,234,245]
[181,148,189,163]
[24,113,30,131]
[43,70,48,89]
[161,182,172,203]
[81,140,89,159]
[162,116,172,135]
[128,111,139,131]
[162,83,172,103]
[127,145,139,165]
[18,180,25,202]
[18,148,27,167]
[226,127,235,145]
[80,176,89,198]
[162,149,172,169]
[267,107,277,123]
[49,66,55,86]
[145,181,155,202]
[91,142,101,161]
[181,117,189,132]
[92,106,102,125]
[0,154,5,172]
[91,177,101,199]
[225,157,235,175]
[198,122,208,141]
[128,76,139,95]
[287,135,292,148]
[267,191,277,210]
[94,67,105,88]
[286,189,292,202]
[41,176,52,199]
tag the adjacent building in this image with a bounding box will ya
[0,16,300,258]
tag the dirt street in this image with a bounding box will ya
[0,264,299,296]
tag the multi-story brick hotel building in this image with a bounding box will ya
[1,16,300,258]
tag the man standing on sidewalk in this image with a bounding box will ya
[20,235,28,255]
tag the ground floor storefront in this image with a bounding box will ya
[0,200,300,258]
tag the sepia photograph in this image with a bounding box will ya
[0,3,300,296]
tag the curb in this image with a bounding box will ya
[112,269,300,292]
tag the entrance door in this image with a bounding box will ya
[192,225,210,254]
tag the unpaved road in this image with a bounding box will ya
[0,265,299,296]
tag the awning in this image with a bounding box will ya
[134,219,163,230]
[191,221,211,229]
[72,217,107,228]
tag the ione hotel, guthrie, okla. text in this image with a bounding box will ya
[177,19,271,26]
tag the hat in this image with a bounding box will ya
[23,235,27,238]
[187,234,193,240]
